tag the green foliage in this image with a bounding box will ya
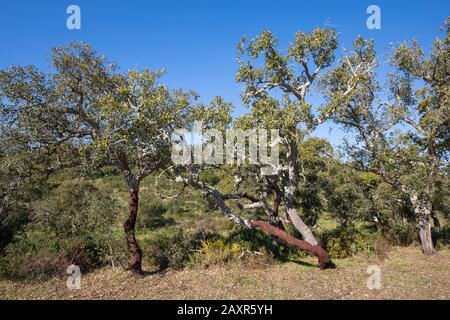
[227,228,288,260]
[320,226,373,258]
[0,153,52,252]
[191,239,245,267]
[295,138,331,227]
[142,228,195,270]
[142,227,280,271]
[0,180,126,280]
[190,229,276,268]
[0,208,29,254]
[1,20,449,280]
[32,180,119,237]
[383,223,418,246]
[136,199,172,230]
[434,225,450,249]
[199,170,221,186]
[0,230,103,280]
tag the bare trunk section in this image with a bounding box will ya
[284,204,318,245]
[417,205,435,256]
[284,141,319,246]
[250,220,334,269]
[411,197,435,255]
[124,190,143,274]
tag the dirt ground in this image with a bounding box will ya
[0,246,448,300]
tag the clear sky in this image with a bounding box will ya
[0,0,448,145]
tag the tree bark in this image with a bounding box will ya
[124,189,143,274]
[412,198,436,255]
[284,141,319,245]
[284,202,319,245]
[250,220,334,269]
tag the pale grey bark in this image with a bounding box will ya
[409,192,435,255]
[283,141,319,246]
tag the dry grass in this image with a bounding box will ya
[0,246,448,300]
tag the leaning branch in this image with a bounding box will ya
[177,171,334,269]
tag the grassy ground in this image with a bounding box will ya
[1,246,448,300]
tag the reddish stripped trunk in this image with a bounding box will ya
[124,190,142,274]
[250,220,334,270]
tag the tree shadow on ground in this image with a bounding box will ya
[287,259,318,268]
[141,269,167,277]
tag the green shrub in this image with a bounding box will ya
[136,199,173,230]
[143,228,276,270]
[0,207,29,253]
[199,171,220,186]
[191,239,245,267]
[0,180,127,280]
[190,229,276,267]
[321,226,373,258]
[227,228,290,261]
[372,236,392,260]
[433,225,450,249]
[143,229,195,270]
[32,180,119,236]
[383,223,418,246]
[0,230,103,280]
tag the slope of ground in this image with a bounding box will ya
[1,246,448,300]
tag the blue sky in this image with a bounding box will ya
[0,0,448,145]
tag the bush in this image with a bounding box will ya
[143,228,275,271]
[320,226,373,258]
[31,179,120,238]
[0,230,103,280]
[383,223,418,246]
[190,229,275,268]
[199,171,220,186]
[143,229,195,270]
[433,225,450,249]
[0,208,29,253]
[136,199,173,230]
[191,239,244,267]
[227,228,290,261]
[372,236,392,260]
[0,180,127,280]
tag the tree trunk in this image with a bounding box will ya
[413,198,435,255]
[284,201,318,245]
[373,214,382,232]
[250,220,334,269]
[124,189,143,274]
[284,141,319,245]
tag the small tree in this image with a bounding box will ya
[320,18,449,255]
[0,62,84,251]
[169,97,334,269]
[87,69,194,273]
[1,43,195,273]
[233,28,340,246]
